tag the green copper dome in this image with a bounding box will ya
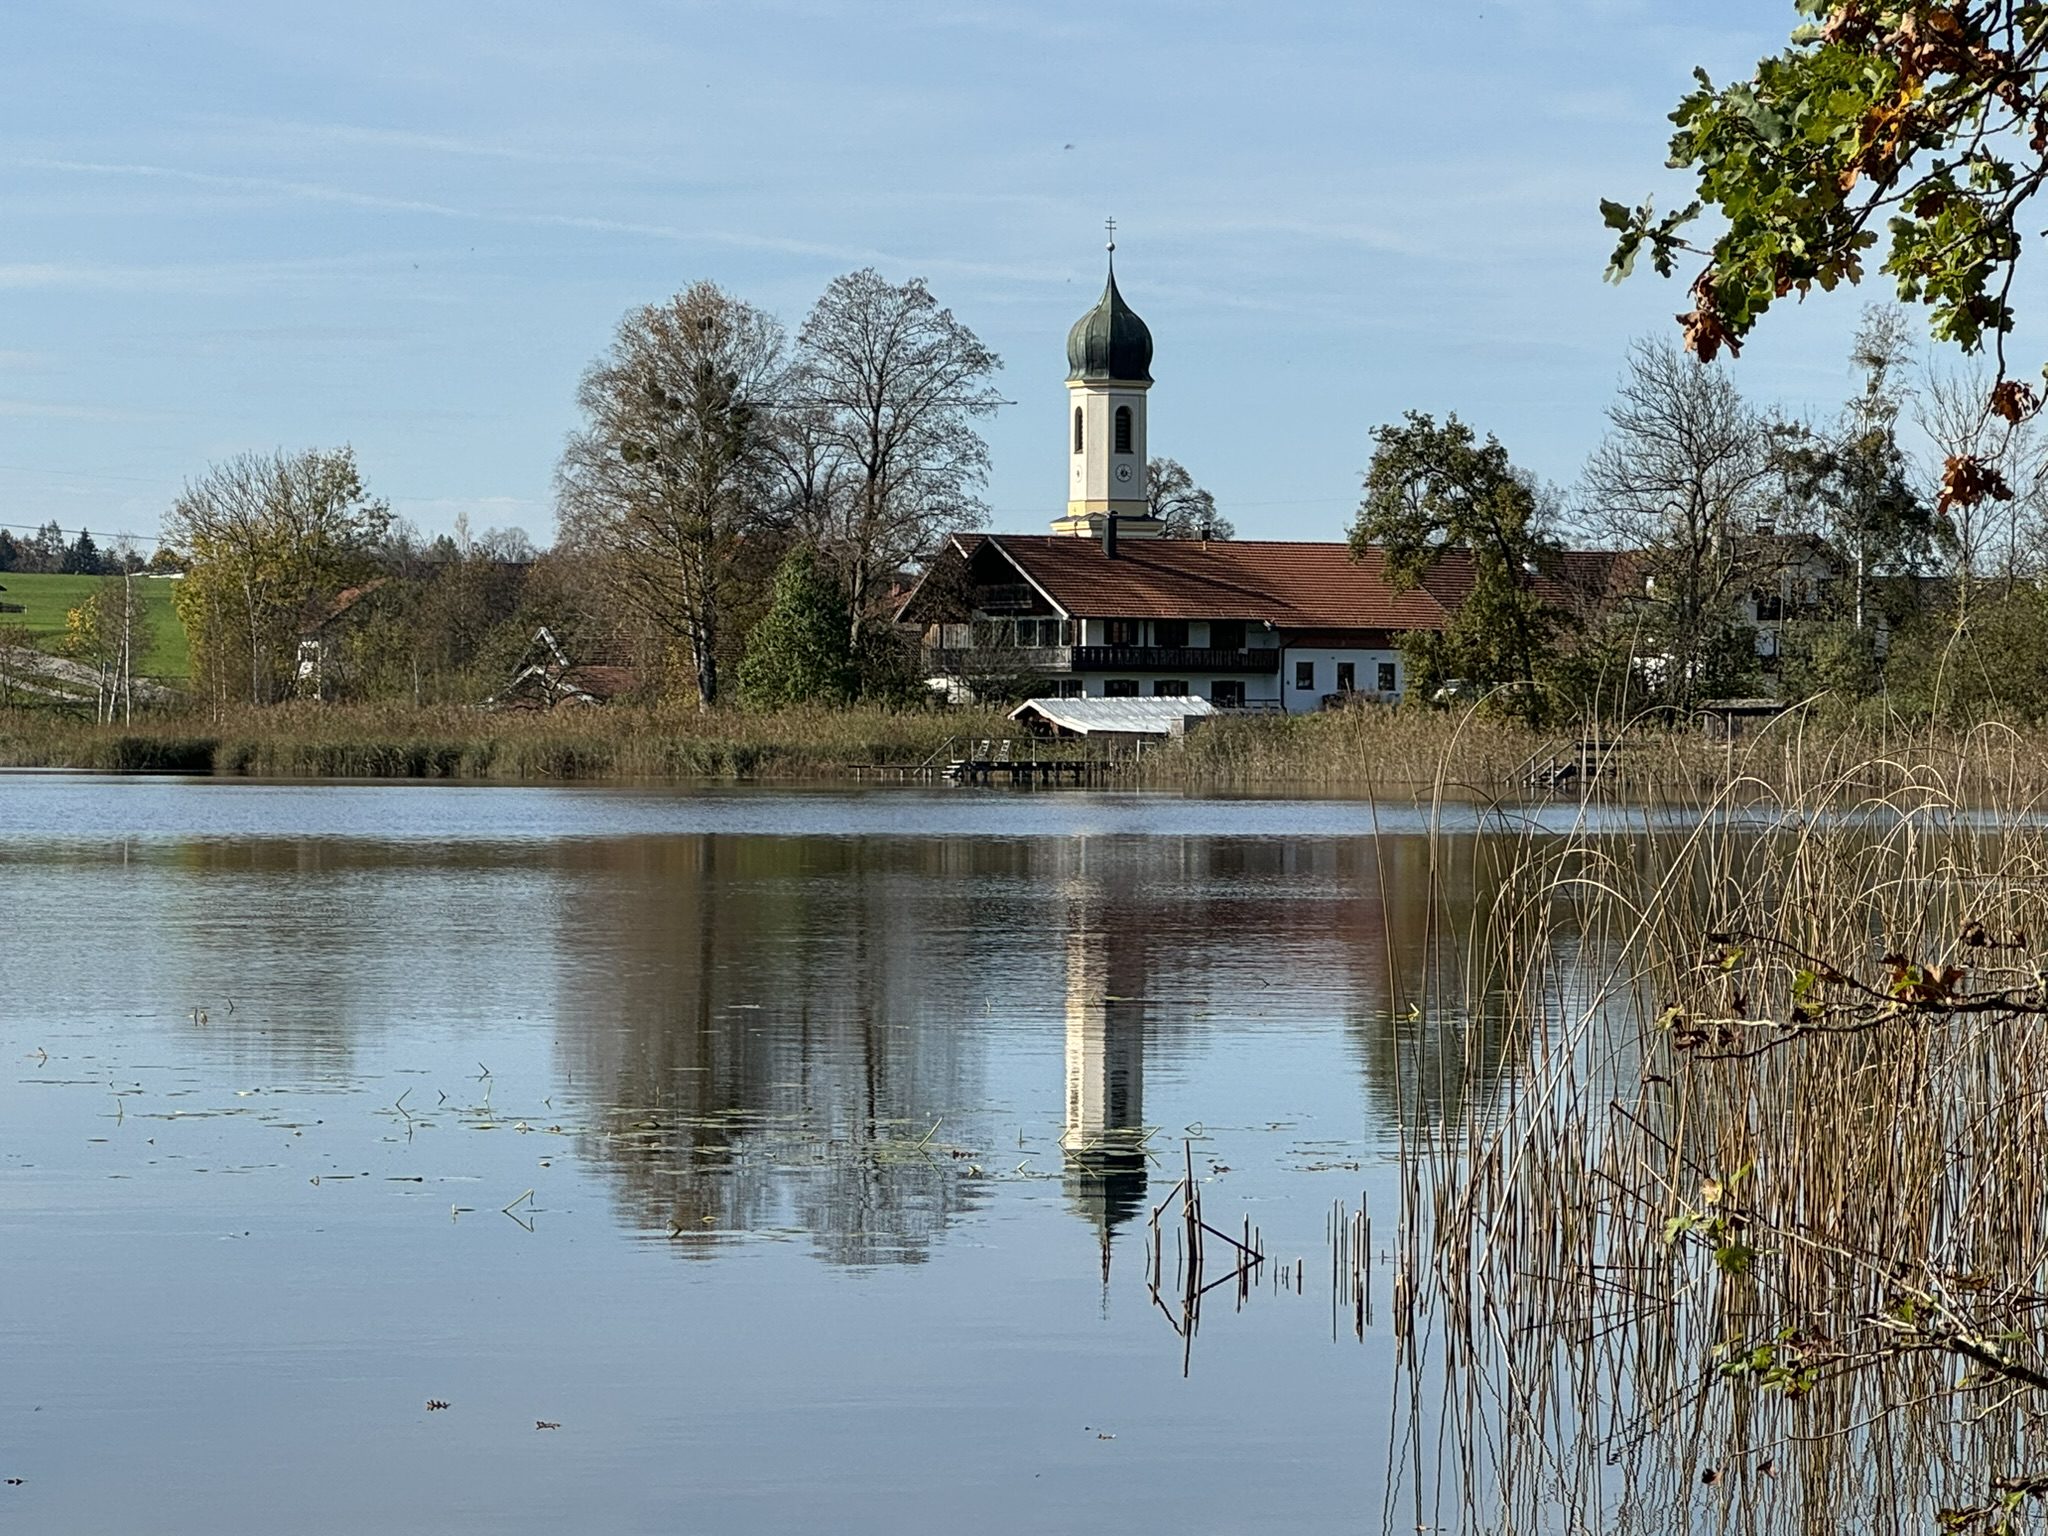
[1066,262,1153,384]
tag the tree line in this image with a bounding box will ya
[1357,310,2048,724]
[107,266,1231,716]
[0,522,153,577]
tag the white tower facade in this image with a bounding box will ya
[1053,240,1163,539]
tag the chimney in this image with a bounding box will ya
[1103,512,1119,560]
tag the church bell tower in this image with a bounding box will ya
[1053,224,1163,539]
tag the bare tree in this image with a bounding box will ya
[556,282,787,707]
[762,401,854,547]
[1147,458,1233,539]
[165,447,390,711]
[1917,365,2048,603]
[1582,339,1776,708]
[793,270,1001,651]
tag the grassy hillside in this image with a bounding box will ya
[0,572,190,680]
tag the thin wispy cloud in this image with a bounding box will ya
[0,254,400,293]
[22,156,1072,284]
[0,1,1851,540]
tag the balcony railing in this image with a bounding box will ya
[924,646,1076,674]
[922,645,1283,676]
[1071,645,1281,674]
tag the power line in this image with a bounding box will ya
[0,462,168,486]
[0,519,167,547]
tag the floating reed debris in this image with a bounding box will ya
[1146,1140,1266,1376]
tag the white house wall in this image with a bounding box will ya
[1070,648,1406,712]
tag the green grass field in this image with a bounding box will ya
[0,571,190,680]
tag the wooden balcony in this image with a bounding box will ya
[924,646,1076,674]
[1071,646,1281,674]
[923,645,1282,676]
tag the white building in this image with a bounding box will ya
[897,245,1571,710]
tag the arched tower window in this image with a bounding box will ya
[1114,405,1133,455]
[1073,406,1084,455]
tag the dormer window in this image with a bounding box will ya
[1114,405,1133,454]
[1073,407,1084,455]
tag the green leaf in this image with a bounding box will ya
[1715,1243,1756,1276]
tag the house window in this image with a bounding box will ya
[1074,407,1084,454]
[1210,681,1245,708]
[1016,621,1039,649]
[1059,619,1075,646]
[1209,620,1246,651]
[1295,660,1315,691]
[1114,405,1133,454]
[1058,679,1085,698]
[1153,680,1187,697]
[1105,619,1142,646]
[1153,619,1188,648]
[1376,661,1397,693]
[1336,661,1356,693]
[1104,679,1139,697]
[1753,589,1784,621]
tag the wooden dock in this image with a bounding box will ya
[1519,738,1625,791]
[858,737,1129,787]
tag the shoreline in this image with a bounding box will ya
[2,702,2040,797]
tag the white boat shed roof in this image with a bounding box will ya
[1008,696,1218,737]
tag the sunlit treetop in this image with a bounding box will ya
[1606,2,2048,506]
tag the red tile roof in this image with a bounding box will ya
[971,535,1463,628]
[900,534,1630,633]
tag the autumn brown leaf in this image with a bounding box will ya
[1989,378,2038,424]
[1938,453,2014,512]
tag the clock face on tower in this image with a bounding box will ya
[1114,463,1133,483]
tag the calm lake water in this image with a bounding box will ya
[0,775,1549,1534]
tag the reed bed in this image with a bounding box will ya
[0,702,1012,780]
[1140,700,2048,798]
[1390,721,2048,1533]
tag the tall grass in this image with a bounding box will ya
[0,701,1012,780]
[1386,721,2048,1532]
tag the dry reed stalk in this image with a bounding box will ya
[1378,720,2048,1533]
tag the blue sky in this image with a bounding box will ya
[0,0,2021,549]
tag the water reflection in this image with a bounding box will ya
[1,794,1532,1273]
[552,836,986,1267]
[1058,878,1150,1274]
[0,778,1603,1536]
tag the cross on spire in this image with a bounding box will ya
[1104,216,1117,253]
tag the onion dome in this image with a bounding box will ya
[1065,259,1153,384]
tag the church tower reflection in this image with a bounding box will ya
[1058,887,1151,1273]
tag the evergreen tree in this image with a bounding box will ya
[738,547,856,708]
[61,529,102,576]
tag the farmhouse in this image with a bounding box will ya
[897,245,1612,711]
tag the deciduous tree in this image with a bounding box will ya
[793,270,1001,653]
[1604,2,2048,516]
[1583,341,1778,709]
[1147,457,1233,539]
[1351,412,1562,718]
[556,282,787,707]
[165,447,390,711]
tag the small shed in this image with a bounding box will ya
[1008,695,1218,749]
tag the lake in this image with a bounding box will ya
[0,775,1551,1534]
